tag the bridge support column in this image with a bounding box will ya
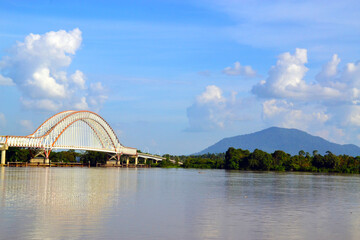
[1,150,6,165]
[1,144,8,165]
[116,153,121,166]
[135,156,138,166]
[144,158,147,164]
[44,149,51,166]
[126,157,129,166]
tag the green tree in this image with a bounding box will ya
[323,151,340,170]
[313,150,318,156]
[225,147,250,170]
[272,150,290,171]
[298,150,305,157]
[248,149,273,170]
[80,151,107,166]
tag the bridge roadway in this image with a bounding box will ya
[105,152,180,166]
[0,110,172,166]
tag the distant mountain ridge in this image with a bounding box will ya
[197,127,360,156]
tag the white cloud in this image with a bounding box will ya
[197,85,225,104]
[28,67,66,98]
[252,48,360,109]
[252,48,345,101]
[223,61,256,77]
[0,28,107,112]
[74,97,89,110]
[251,48,360,144]
[186,48,360,146]
[259,99,354,143]
[187,85,228,130]
[262,99,329,130]
[71,70,86,89]
[0,74,14,86]
[344,105,360,127]
[186,85,258,131]
[316,54,340,82]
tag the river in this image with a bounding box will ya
[0,167,360,239]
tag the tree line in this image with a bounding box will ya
[6,147,360,173]
[168,148,360,173]
[224,147,360,173]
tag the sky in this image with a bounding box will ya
[1,0,360,155]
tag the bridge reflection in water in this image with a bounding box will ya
[0,167,139,239]
[2,168,360,239]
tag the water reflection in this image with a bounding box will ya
[0,168,138,239]
[1,168,360,239]
[222,171,360,240]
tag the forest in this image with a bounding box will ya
[5,147,360,173]
[168,148,360,173]
[223,147,360,173]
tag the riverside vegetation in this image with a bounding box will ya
[162,148,360,173]
[5,147,360,173]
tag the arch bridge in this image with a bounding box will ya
[0,110,159,166]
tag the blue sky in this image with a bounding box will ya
[1,0,360,155]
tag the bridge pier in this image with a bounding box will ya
[126,157,129,166]
[1,150,6,165]
[1,144,8,165]
[43,149,51,166]
[135,156,138,166]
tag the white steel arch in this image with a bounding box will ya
[0,110,137,156]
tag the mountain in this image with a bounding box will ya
[197,127,360,156]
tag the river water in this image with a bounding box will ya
[1,167,360,240]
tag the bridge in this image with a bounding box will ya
[0,110,163,166]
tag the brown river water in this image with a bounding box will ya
[1,167,360,239]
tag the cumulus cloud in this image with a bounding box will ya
[185,48,360,147]
[316,54,340,82]
[187,48,360,146]
[0,28,107,112]
[187,85,228,130]
[343,105,360,127]
[197,85,225,104]
[262,99,329,130]
[73,97,89,110]
[250,48,360,143]
[252,48,360,108]
[0,74,14,85]
[186,85,258,131]
[71,70,86,89]
[260,98,350,144]
[223,61,256,77]
[28,67,66,98]
[251,48,360,103]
